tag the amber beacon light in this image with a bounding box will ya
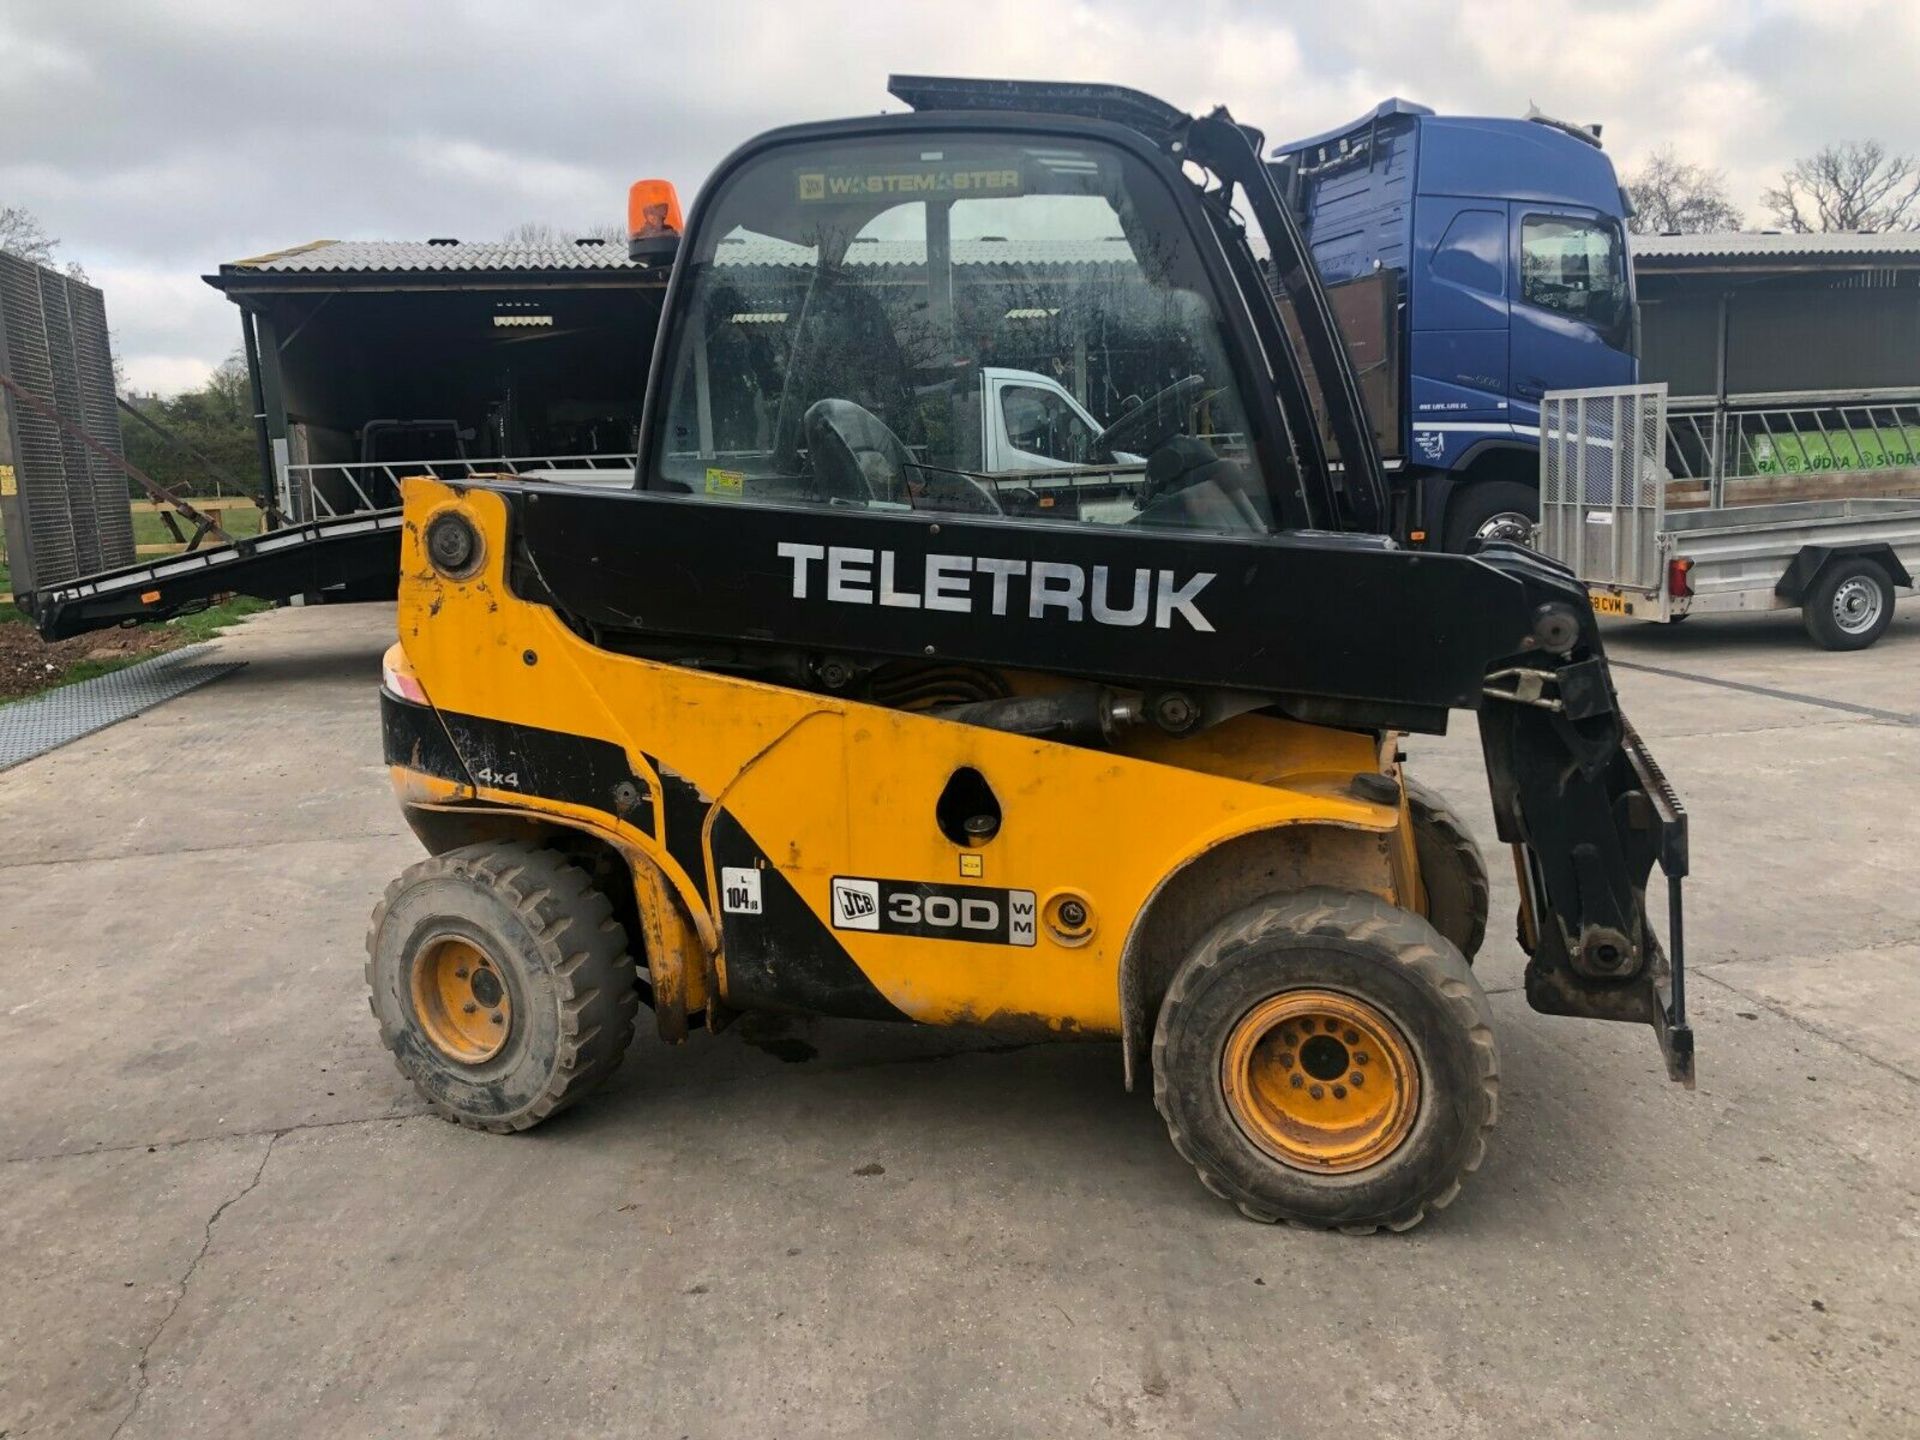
[627,179,683,262]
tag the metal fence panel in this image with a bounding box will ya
[0,252,135,594]
[282,453,639,520]
[1539,383,1668,591]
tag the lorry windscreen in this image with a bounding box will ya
[647,132,1281,535]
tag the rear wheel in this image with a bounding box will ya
[1152,889,1498,1232]
[1803,558,1895,651]
[1445,479,1538,552]
[367,841,638,1131]
[1405,778,1490,962]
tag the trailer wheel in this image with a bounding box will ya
[1803,558,1894,651]
[1405,779,1490,962]
[366,841,638,1132]
[1152,888,1497,1232]
[1445,479,1538,552]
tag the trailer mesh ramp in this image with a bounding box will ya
[0,643,243,772]
[1540,386,1668,590]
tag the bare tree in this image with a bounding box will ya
[0,205,59,265]
[1763,141,1920,232]
[502,219,627,247]
[1623,147,1746,234]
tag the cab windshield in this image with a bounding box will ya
[650,132,1275,534]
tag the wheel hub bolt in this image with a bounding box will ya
[455,966,469,979]
[1332,1085,1347,1100]
[490,1011,505,1026]
[1308,1084,1324,1100]
[1343,1029,1359,1044]
[1354,1052,1369,1065]
[462,1002,478,1015]
[1350,1072,1364,1087]
[1290,1073,1304,1089]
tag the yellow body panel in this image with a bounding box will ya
[391,481,1417,1038]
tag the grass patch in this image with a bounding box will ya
[131,504,266,549]
[0,558,22,625]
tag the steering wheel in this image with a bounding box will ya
[1093,374,1208,458]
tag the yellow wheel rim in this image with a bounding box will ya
[409,936,512,1064]
[1221,990,1420,1174]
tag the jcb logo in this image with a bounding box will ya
[832,878,881,930]
[797,173,826,201]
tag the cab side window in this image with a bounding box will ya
[1520,216,1626,330]
[1001,386,1099,466]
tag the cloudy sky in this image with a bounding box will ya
[5,0,1917,395]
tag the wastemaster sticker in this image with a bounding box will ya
[796,165,1023,202]
[830,876,1036,946]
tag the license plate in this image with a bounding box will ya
[1591,592,1629,616]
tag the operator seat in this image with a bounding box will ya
[804,399,913,503]
[776,281,917,474]
[804,398,1002,515]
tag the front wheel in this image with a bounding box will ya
[1803,558,1895,650]
[1445,479,1538,552]
[366,841,639,1132]
[1152,889,1498,1232]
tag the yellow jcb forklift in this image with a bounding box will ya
[367,76,1692,1231]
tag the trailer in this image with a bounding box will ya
[1537,383,1920,649]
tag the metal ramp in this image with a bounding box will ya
[30,509,403,639]
[20,452,633,641]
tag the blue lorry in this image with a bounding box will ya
[1271,99,1637,550]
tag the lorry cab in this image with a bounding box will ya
[1271,99,1636,549]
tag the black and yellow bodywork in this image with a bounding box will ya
[365,76,1693,1232]
[385,481,1435,1054]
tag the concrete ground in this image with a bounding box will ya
[2,598,1917,1439]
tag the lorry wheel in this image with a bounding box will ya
[366,841,639,1132]
[1405,779,1489,962]
[1152,888,1497,1232]
[1445,480,1538,552]
[1803,559,1895,651]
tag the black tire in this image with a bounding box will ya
[1802,558,1895,651]
[1152,888,1498,1233]
[367,841,638,1131]
[1444,479,1538,552]
[1405,778,1490,962]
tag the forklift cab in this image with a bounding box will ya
[644,105,1378,538]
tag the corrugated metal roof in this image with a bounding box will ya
[226,239,640,273]
[223,234,1138,276]
[1630,230,1920,260]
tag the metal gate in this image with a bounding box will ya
[1538,384,1668,591]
